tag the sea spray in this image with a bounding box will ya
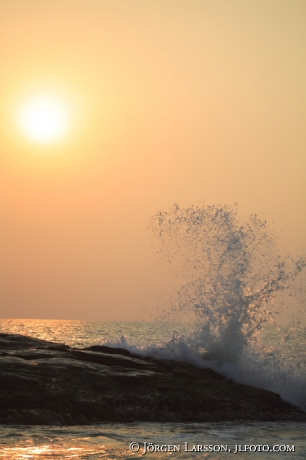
[147,203,306,410]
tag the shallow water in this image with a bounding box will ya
[0,421,305,459]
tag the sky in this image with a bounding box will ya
[1,0,305,321]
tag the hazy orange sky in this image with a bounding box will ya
[1,0,305,321]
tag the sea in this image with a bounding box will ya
[0,319,305,459]
[0,204,305,458]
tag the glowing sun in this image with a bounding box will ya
[19,95,71,143]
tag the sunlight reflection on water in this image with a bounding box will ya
[0,423,305,459]
[0,319,190,349]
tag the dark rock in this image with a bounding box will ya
[0,333,305,425]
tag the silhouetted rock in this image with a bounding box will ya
[0,333,305,425]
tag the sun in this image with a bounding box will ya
[19,95,71,143]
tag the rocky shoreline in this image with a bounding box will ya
[0,333,305,425]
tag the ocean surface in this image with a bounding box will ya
[1,205,305,458]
